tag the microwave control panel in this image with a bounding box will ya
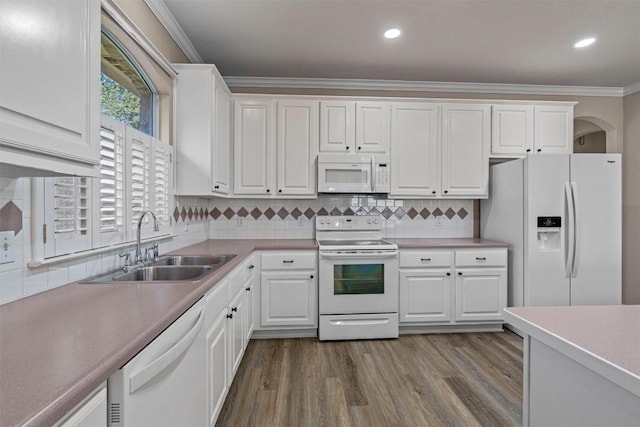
[373,155,390,193]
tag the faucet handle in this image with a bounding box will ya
[152,243,159,261]
[144,247,153,262]
[119,252,132,271]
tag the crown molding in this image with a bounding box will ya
[224,77,626,97]
[144,0,203,64]
[623,81,640,96]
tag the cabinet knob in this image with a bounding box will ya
[346,146,350,150]
[310,274,314,279]
[231,307,238,312]
[278,189,282,193]
[443,190,448,194]
[266,189,270,193]
[537,149,542,152]
[458,272,463,276]
[446,272,451,276]
[432,190,436,194]
[248,264,255,270]
[246,287,251,292]
[357,146,362,150]
[526,149,531,153]
[226,313,233,319]
[214,185,219,189]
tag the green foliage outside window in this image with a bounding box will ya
[100,73,141,129]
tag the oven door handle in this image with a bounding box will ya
[319,252,398,259]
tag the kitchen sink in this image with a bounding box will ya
[155,254,236,266]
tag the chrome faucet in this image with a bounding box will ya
[134,210,160,265]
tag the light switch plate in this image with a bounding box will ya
[0,231,16,264]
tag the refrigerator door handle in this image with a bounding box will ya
[564,182,576,278]
[570,182,579,278]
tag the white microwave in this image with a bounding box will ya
[317,154,390,194]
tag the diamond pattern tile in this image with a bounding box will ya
[277,207,289,219]
[199,208,205,219]
[223,207,235,219]
[445,208,456,219]
[172,207,180,223]
[251,208,262,219]
[419,208,431,219]
[237,207,249,217]
[304,208,315,219]
[204,208,209,219]
[290,208,302,219]
[457,207,468,219]
[330,207,342,216]
[194,209,200,220]
[343,207,355,216]
[356,207,368,215]
[407,207,419,219]
[264,208,276,219]
[180,207,187,221]
[210,208,221,220]
[432,208,443,217]
[394,207,406,219]
[317,207,328,216]
[381,207,394,220]
[369,207,380,216]
[187,208,194,220]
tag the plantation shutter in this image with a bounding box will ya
[152,137,172,235]
[127,127,152,240]
[44,177,91,257]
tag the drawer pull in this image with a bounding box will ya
[458,272,463,276]
[248,264,255,270]
[246,287,251,292]
[475,257,487,261]
[420,258,431,261]
[226,313,233,319]
[282,260,294,264]
[231,307,238,312]
[446,272,451,276]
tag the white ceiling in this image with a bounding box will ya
[158,0,640,88]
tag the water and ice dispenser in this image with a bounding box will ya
[537,216,561,250]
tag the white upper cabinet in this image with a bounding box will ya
[0,0,100,177]
[534,105,573,154]
[390,102,440,197]
[441,104,490,198]
[174,65,231,196]
[234,99,275,196]
[320,100,390,153]
[491,103,574,156]
[319,101,355,153]
[491,105,534,154]
[276,100,318,196]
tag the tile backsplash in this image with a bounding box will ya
[207,195,474,239]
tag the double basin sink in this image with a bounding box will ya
[82,254,236,284]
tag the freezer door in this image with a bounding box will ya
[524,155,571,306]
[569,154,622,305]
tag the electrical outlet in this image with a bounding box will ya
[0,231,15,264]
[237,217,244,227]
[435,217,444,228]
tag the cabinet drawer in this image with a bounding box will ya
[261,251,316,270]
[399,250,452,268]
[227,265,246,300]
[455,249,506,267]
[205,279,229,326]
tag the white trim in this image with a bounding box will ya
[144,0,203,64]
[623,81,640,96]
[101,0,177,77]
[224,77,625,97]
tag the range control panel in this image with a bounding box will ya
[316,215,383,231]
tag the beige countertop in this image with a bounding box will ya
[0,239,316,427]
[504,305,640,396]
[389,238,509,248]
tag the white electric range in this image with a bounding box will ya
[316,215,399,341]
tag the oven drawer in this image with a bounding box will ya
[261,251,317,270]
[319,313,399,341]
[455,249,507,267]
[400,250,452,268]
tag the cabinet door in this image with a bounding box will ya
[390,103,440,197]
[206,310,228,427]
[491,105,534,155]
[399,269,452,323]
[228,289,245,377]
[441,104,490,198]
[534,105,573,154]
[276,100,318,196]
[454,268,506,322]
[0,0,100,172]
[56,385,106,427]
[319,101,355,153]
[260,271,317,327]
[213,78,231,195]
[355,102,390,153]
[234,99,275,195]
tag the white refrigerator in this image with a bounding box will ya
[481,154,621,307]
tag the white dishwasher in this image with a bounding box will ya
[108,298,206,427]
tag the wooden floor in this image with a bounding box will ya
[216,332,523,427]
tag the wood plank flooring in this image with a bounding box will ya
[216,332,523,427]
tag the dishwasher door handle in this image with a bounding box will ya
[129,306,205,394]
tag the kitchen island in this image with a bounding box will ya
[504,305,640,427]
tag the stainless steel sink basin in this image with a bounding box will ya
[155,254,236,267]
[82,266,212,283]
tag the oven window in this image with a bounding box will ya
[334,264,384,295]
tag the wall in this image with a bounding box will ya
[623,91,640,304]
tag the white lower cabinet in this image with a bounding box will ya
[228,287,246,377]
[55,384,106,427]
[399,248,507,329]
[205,308,228,427]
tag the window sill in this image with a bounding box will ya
[27,234,176,268]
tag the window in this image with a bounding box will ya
[100,31,155,135]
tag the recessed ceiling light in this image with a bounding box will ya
[574,37,596,48]
[384,28,401,39]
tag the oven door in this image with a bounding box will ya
[319,251,399,315]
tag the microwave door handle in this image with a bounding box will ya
[320,252,398,259]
